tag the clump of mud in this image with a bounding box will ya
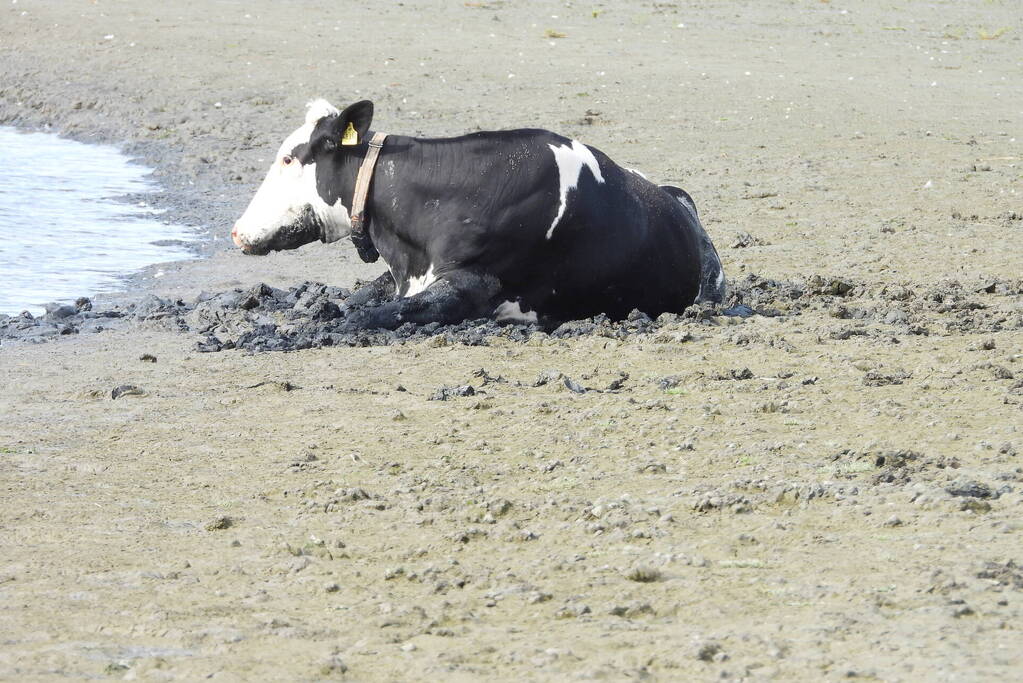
[3,273,1021,352]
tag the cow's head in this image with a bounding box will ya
[231,99,374,255]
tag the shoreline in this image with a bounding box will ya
[0,123,209,317]
[1,2,1021,679]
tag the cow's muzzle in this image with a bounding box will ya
[231,225,267,255]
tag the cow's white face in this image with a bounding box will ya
[232,99,353,255]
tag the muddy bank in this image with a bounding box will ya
[5,271,1022,353]
[1,1,1022,680]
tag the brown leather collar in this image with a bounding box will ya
[349,131,387,263]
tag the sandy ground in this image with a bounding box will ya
[2,1,1022,680]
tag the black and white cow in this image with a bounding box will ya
[232,99,724,330]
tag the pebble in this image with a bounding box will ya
[321,654,347,675]
[44,303,78,319]
[555,603,591,619]
[625,566,662,583]
[946,480,993,499]
[959,499,992,513]
[204,515,233,531]
[608,601,655,618]
[695,641,725,662]
[429,385,475,401]
[563,376,586,394]
[527,591,553,604]
[111,384,145,399]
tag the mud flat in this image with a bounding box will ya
[1,1,1021,680]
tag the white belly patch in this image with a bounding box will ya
[404,264,437,297]
[494,300,538,324]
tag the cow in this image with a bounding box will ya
[231,99,724,331]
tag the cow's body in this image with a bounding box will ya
[232,100,724,330]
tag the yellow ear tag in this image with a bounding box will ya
[341,122,358,146]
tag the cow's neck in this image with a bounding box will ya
[326,137,376,215]
[331,136,433,290]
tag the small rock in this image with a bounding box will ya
[657,375,682,390]
[487,499,512,516]
[951,604,975,618]
[555,603,591,619]
[533,369,564,387]
[696,641,724,662]
[324,582,340,593]
[429,385,475,401]
[609,601,655,618]
[205,515,233,531]
[138,353,157,363]
[863,369,911,387]
[605,374,628,391]
[883,309,909,325]
[992,366,1014,380]
[976,560,1023,589]
[883,516,904,527]
[625,566,662,583]
[321,654,347,675]
[111,384,145,399]
[947,480,993,499]
[44,302,78,319]
[823,279,854,296]
[730,232,768,248]
[563,376,586,394]
[959,499,992,513]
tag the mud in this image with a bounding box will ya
[1,1,1022,681]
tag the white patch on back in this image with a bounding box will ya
[494,300,538,324]
[546,140,605,240]
[404,264,437,297]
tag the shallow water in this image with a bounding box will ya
[0,126,195,315]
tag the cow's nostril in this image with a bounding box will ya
[231,226,245,249]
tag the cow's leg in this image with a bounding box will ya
[340,270,501,331]
[343,271,396,308]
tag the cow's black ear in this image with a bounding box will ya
[336,100,374,146]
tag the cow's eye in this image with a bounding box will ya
[282,155,294,166]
